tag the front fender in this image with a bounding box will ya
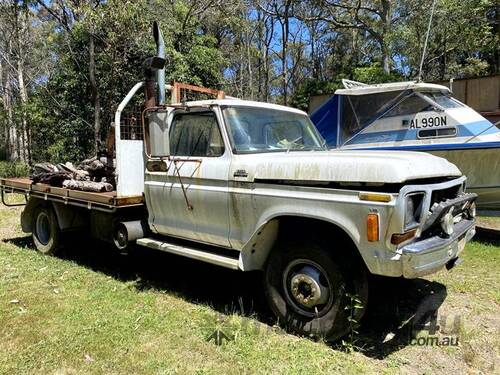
[231,183,394,271]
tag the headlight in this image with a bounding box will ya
[441,209,454,236]
[405,193,425,229]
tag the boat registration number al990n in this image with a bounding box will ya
[407,116,448,129]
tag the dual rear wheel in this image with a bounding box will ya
[32,207,61,255]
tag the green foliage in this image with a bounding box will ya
[339,292,364,353]
[23,0,226,164]
[353,64,404,84]
[186,39,226,88]
[448,57,491,77]
[393,0,498,80]
[0,161,30,178]
[0,0,497,163]
[290,79,340,111]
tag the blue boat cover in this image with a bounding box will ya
[310,95,338,147]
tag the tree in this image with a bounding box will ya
[393,0,498,80]
[0,39,18,161]
[25,0,227,162]
[297,1,396,74]
[1,0,497,165]
[13,0,31,163]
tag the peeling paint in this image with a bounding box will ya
[230,150,460,184]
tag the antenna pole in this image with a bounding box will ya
[418,0,437,82]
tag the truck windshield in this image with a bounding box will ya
[222,106,326,153]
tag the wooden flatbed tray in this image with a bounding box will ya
[0,177,143,209]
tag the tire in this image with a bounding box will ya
[32,207,61,255]
[264,238,368,342]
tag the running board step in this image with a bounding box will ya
[136,237,240,270]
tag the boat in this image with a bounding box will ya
[311,79,500,214]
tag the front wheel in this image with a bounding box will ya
[264,240,368,342]
[32,207,61,255]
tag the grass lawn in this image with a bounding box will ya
[0,202,498,374]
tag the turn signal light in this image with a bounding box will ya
[359,193,392,203]
[367,214,379,242]
[391,229,417,245]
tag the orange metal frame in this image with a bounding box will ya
[172,81,225,103]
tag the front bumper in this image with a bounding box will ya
[401,219,476,278]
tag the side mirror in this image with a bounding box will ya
[145,109,170,158]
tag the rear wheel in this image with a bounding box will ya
[264,239,368,342]
[32,207,61,255]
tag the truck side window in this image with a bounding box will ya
[169,111,224,157]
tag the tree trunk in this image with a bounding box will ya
[256,9,265,99]
[1,40,18,161]
[380,0,392,73]
[0,56,7,158]
[351,27,359,77]
[263,16,273,102]
[239,32,244,98]
[17,56,29,163]
[88,33,101,153]
[381,40,390,74]
[280,0,291,106]
[246,27,254,100]
[0,58,6,155]
[282,13,288,105]
[14,2,29,163]
[310,21,318,80]
[441,14,449,80]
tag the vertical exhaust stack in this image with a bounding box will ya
[153,21,166,105]
[144,22,166,109]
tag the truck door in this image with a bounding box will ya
[144,108,231,248]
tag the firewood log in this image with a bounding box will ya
[62,179,113,192]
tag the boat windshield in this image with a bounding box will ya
[222,106,326,153]
[340,90,462,145]
[422,91,463,109]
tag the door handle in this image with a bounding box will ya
[233,169,248,178]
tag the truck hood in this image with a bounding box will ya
[230,150,461,184]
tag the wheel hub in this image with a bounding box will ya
[35,212,51,246]
[114,226,128,249]
[284,262,331,315]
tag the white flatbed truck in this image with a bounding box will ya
[0,25,477,341]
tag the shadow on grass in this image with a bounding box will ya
[352,277,447,358]
[4,235,35,249]
[474,227,500,245]
[5,233,496,359]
